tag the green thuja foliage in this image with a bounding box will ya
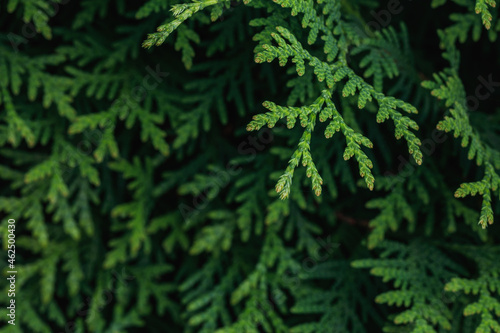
[0,0,499,332]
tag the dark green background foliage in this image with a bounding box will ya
[1,0,500,332]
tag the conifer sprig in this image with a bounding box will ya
[352,240,461,332]
[250,23,421,195]
[422,41,500,227]
[444,246,500,332]
[142,0,424,199]
[142,0,229,49]
[475,0,497,29]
